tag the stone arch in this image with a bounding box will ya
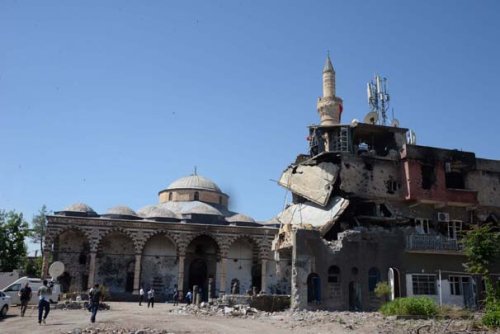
[226,235,261,293]
[95,227,137,252]
[184,234,220,300]
[95,229,136,295]
[141,231,179,299]
[143,230,178,252]
[51,226,91,292]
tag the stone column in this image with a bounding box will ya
[87,252,97,289]
[261,259,268,293]
[219,257,227,294]
[177,255,185,291]
[41,250,51,279]
[133,253,142,295]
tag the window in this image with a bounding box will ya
[194,191,199,201]
[5,283,21,292]
[449,276,470,295]
[368,267,381,292]
[448,220,462,239]
[415,218,430,234]
[219,196,223,205]
[328,266,340,283]
[421,165,435,190]
[168,192,173,201]
[412,274,436,295]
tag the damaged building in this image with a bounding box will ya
[42,174,291,300]
[271,55,500,311]
[42,55,499,311]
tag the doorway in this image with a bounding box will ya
[307,273,321,304]
[188,259,208,300]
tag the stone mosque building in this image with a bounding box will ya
[43,174,291,300]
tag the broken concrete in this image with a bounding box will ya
[278,162,339,206]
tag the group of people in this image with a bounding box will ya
[138,286,193,306]
[17,280,103,325]
[138,286,156,308]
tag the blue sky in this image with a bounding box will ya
[1,1,499,253]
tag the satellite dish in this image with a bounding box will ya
[391,119,400,127]
[406,130,417,144]
[49,261,65,279]
[364,112,378,125]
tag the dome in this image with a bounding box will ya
[63,203,97,214]
[226,213,256,223]
[104,206,139,218]
[137,205,158,218]
[180,201,223,216]
[146,207,178,220]
[167,175,221,193]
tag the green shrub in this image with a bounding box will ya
[483,300,500,328]
[380,297,438,317]
[374,281,391,301]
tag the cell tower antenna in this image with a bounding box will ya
[366,75,391,125]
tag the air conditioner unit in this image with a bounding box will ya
[437,212,450,222]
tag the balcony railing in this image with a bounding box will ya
[406,234,463,252]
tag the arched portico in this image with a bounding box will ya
[184,234,220,301]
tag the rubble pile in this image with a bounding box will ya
[171,301,260,318]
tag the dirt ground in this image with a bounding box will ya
[0,302,497,334]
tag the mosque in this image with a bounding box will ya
[43,174,290,300]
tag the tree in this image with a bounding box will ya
[31,205,49,256]
[0,210,30,271]
[462,224,500,276]
[462,223,500,327]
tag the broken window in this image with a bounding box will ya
[449,276,470,295]
[368,267,381,292]
[415,218,430,234]
[421,165,435,190]
[447,220,462,239]
[445,171,465,189]
[328,266,340,283]
[412,274,436,295]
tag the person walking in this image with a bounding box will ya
[37,280,52,325]
[185,290,192,305]
[172,289,179,306]
[139,286,144,306]
[18,282,32,317]
[147,287,155,308]
[89,283,102,323]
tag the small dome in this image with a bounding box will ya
[105,206,138,218]
[146,207,178,220]
[137,205,158,218]
[181,202,223,216]
[58,203,97,217]
[167,175,221,193]
[226,213,256,223]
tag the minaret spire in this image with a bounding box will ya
[317,53,343,125]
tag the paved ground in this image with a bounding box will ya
[0,302,497,334]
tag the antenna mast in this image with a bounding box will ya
[367,75,390,125]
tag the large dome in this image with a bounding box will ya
[167,175,221,193]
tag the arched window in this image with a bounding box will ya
[194,191,199,201]
[168,192,173,201]
[219,196,223,205]
[368,267,381,292]
[328,265,340,283]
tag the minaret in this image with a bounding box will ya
[317,54,343,125]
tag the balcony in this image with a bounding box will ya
[406,234,463,254]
